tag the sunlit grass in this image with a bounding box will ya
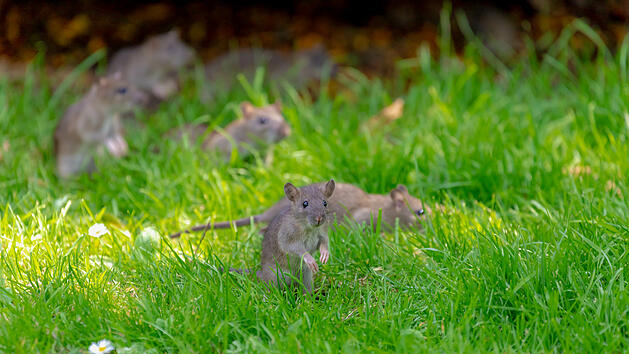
[1,21,628,351]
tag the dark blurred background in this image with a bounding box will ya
[0,0,628,76]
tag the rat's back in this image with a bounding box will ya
[54,96,89,154]
[204,46,335,102]
[260,205,291,269]
[107,47,137,75]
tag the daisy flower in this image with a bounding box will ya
[89,339,114,353]
[88,223,110,238]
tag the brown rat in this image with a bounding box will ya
[203,45,336,102]
[169,183,429,238]
[54,72,146,178]
[255,179,335,293]
[172,101,291,160]
[107,30,195,106]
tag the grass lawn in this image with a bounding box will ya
[1,24,628,352]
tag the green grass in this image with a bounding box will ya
[1,22,629,352]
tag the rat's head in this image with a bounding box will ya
[146,30,195,70]
[238,101,291,145]
[285,179,335,228]
[385,185,429,230]
[92,72,147,112]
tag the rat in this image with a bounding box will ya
[169,183,429,238]
[203,44,337,102]
[107,30,195,107]
[256,179,335,293]
[54,72,147,178]
[171,101,291,160]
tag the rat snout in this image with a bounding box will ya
[315,214,326,226]
[131,88,150,107]
[309,214,325,227]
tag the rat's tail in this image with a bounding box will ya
[168,215,261,238]
[168,198,289,239]
[216,266,255,277]
[225,268,253,274]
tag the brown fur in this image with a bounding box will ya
[171,101,290,160]
[170,182,429,238]
[107,30,195,104]
[53,73,146,178]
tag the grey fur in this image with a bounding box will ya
[203,45,336,102]
[255,180,335,293]
[107,30,195,105]
[169,101,290,160]
[54,73,146,178]
[169,182,429,238]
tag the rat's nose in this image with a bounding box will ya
[132,88,150,106]
[316,216,322,225]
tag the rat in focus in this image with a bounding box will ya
[54,72,146,178]
[256,180,335,293]
[169,183,428,238]
[171,101,291,160]
[107,30,195,107]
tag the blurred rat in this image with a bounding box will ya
[203,45,336,102]
[169,183,429,238]
[172,101,290,160]
[107,30,195,107]
[54,72,146,178]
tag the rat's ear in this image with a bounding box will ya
[110,71,122,80]
[284,183,300,202]
[272,101,282,112]
[396,184,408,194]
[322,179,335,198]
[97,76,109,86]
[390,188,406,209]
[241,102,256,118]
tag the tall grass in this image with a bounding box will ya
[0,18,628,352]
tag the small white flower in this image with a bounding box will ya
[89,339,114,353]
[30,234,42,242]
[88,224,110,238]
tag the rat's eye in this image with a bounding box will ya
[258,116,269,125]
[116,87,127,94]
[322,200,327,207]
[416,209,424,216]
[302,201,309,208]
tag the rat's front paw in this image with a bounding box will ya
[319,249,330,264]
[303,253,319,273]
[104,136,128,157]
[114,135,129,156]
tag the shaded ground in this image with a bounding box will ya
[0,0,628,76]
